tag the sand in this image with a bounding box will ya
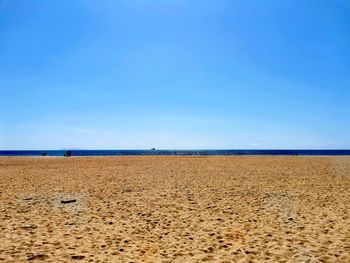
[0,156,349,262]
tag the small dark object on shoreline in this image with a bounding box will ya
[61,199,76,204]
[64,150,72,157]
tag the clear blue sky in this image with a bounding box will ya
[1,0,349,149]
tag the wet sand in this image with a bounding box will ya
[0,156,349,262]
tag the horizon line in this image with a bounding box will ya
[1,149,350,151]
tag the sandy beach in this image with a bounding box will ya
[0,156,349,262]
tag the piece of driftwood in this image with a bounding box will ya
[61,199,77,204]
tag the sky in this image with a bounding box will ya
[1,0,349,150]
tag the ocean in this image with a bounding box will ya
[0,149,349,156]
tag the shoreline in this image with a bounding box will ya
[1,154,350,158]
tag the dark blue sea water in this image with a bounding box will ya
[0,149,349,156]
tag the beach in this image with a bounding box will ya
[0,156,349,262]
